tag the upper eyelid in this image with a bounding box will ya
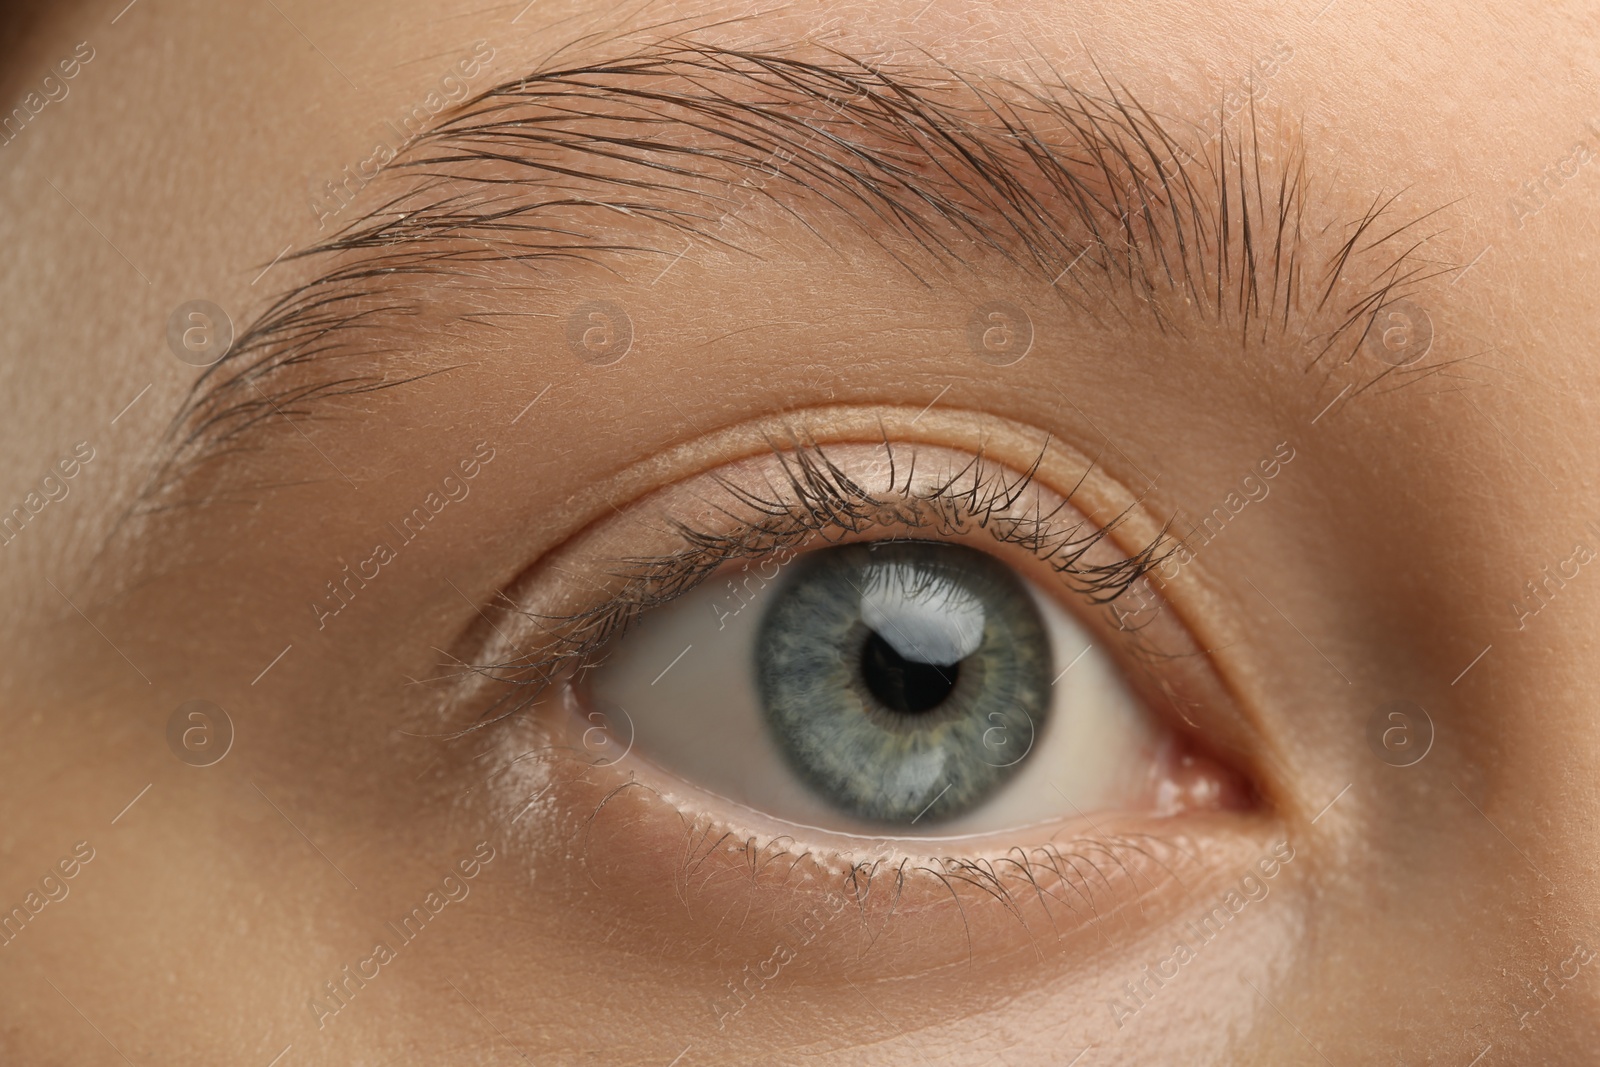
[457,440,1170,728]
[143,34,1454,512]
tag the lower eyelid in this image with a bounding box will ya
[491,704,1285,987]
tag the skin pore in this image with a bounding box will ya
[3,0,1600,1063]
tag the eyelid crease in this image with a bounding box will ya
[450,436,1174,734]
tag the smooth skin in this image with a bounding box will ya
[2,0,1599,1063]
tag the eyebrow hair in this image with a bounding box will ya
[141,35,1453,510]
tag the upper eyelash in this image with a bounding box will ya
[457,435,1173,729]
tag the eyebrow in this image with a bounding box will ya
[142,35,1453,510]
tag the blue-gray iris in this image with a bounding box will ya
[755,541,1052,824]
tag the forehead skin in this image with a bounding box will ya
[2,0,1599,1064]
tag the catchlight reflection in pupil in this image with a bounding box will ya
[756,541,1053,825]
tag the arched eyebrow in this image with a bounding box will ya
[145,37,1451,509]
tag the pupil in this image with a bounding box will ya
[860,630,960,714]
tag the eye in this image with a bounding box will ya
[487,438,1252,843]
[586,538,1176,833]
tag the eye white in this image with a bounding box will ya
[584,550,1165,839]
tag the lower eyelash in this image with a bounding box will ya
[458,435,1174,730]
[573,770,1201,963]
